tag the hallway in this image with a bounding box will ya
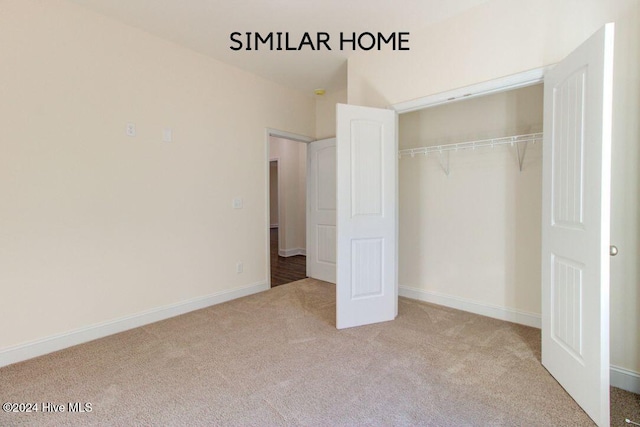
[270,228,306,287]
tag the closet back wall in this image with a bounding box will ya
[399,84,544,322]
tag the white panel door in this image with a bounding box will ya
[336,104,397,329]
[542,23,614,427]
[307,138,337,284]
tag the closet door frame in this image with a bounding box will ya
[392,66,549,114]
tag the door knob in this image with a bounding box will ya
[610,245,618,256]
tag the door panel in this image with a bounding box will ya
[306,138,337,284]
[542,23,614,427]
[336,104,397,329]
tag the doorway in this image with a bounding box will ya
[267,132,312,287]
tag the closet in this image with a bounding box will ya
[398,84,544,322]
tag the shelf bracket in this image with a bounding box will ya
[437,150,450,176]
[515,141,528,172]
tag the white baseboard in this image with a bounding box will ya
[0,281,268,368]
[278,248,306,257]
[5,281,637,395]
[399,285,542,329]
[611,365,640,394]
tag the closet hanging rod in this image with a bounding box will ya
[398,132,543,158]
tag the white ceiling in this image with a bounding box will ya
[70,0,489,95]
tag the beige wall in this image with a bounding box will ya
[269,161,279,226]
[0,0,314,351]
[315,89,347,139]
[348,0,636,108]
[350,0,640,376]
[297,142,307,250]
[400,85,543,314]
[401,85,544,147]
[269,137,307,255]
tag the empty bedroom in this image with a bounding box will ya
[1,0,638,426]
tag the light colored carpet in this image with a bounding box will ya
[1,279,637,426]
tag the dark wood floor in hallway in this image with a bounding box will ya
[270,228,306,287]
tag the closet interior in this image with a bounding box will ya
[398,83,544,319]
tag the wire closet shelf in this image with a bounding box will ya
[398,132,543,158]
[398,132,543,175]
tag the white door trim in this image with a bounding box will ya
[391,66,551,114]
[265,129,314,287]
